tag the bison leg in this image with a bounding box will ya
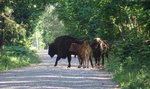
[89,55,93,68]
[78,57,81,65]
[97,57,101,67]
[78,61,82,68]
[94,57,98,66]
[78,58,83,68]
[67,55,71,68]
[95,57,100,67]
[101,54,105,66]
[54,57,61,66]
[83,59,86,68]
[86,59,89,68]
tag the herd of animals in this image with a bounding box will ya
[48,35,109,69]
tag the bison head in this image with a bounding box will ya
[48,43,56,57]
[91,38,102,50]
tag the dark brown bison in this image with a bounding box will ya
[69,41,93,68]
[91,38,109,67]
[48,35,83,67]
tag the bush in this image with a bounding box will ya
[0,46,40,71]
[106,39,150,89]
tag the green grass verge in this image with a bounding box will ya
[106,55,150,89]
[0,46,41,71]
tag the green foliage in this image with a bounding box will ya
[0,0,150,88]
[106,38,150,89]
[107,58,150,89]
[55,0,100,40]
[0,0,26,45]
[0,0,56,46]
[53,0,150,41]
[35,5,66,48]
[0,46,40,71]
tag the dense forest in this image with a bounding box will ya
[0,0,150,88]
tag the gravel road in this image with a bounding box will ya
[0,50,120,89]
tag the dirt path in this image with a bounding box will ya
[0,50,119,89]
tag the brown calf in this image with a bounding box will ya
[69,41,93,68]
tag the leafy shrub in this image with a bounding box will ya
[106,39,150,89]
[0,46,40,71]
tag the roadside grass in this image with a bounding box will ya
[0,46,41,71]
[106,54,150,89]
